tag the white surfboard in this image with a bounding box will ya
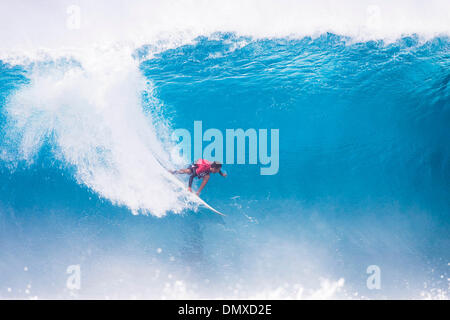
[170,173,226,216]
[192,193,226,216]
[155,157,226,216]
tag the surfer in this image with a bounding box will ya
[171,159,227,195]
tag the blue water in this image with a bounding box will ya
[0,34,449,299]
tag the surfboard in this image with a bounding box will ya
[171,173,226,216]
[193,193,226,216]
[154,157,226,216]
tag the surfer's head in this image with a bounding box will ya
[210,161,222,173]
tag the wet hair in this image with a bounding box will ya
[211,161,222,169]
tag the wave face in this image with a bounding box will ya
[0,1,449,299]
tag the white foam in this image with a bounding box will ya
[0,0,449,57]
[2,46,191,216]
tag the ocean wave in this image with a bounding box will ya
[1,0,449,59]
[0,3,448,298]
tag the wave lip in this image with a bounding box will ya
[1,0,450,56]
[1,50,192,217]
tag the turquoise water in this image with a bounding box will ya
[0,33,449,299]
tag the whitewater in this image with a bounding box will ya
[0,0,449,299]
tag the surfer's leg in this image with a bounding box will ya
[173,164,197,175]
[187,165,198,192]
[172,168,192,174]
[188,174,195,191]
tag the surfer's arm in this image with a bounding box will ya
[219,170,227,177]
[196,174,210,195]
